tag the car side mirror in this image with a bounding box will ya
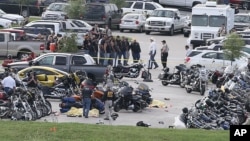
[33,61,39,66]
[28,61,33,66]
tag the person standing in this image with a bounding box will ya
[161,40,169,69]
[217,23,227,37]
[81,85,93,118]
[149,37,159,69]
[103,37,112,66]
[98,35,106,65]
[104,25,112,37]
[89,35,98,64]
[130,39,141,63]
[102,86,115,120]
[1,73,16,95]
[185,45,192,57]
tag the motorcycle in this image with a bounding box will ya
[134,81,153,106]
[111,60,151,80]
[185,66,208,95]
[158,64,187,88]
[113,85,147,112]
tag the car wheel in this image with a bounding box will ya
[120,29,124,32]
[145,31,150,35]
[138,26,143,33]
[129,29,132,32]
[18,50,31,60]
[169,26,174,36]
[184,32,189,37]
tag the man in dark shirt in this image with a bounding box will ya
[130,39,141,63]
[82,85,93,118]
[102,86,115,120]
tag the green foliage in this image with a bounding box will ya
[65,0,86,19]
[58,33,78,53]
[223,33,245,65]
[110,0,126,9]
[0,121,229,141]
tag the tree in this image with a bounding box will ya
[223,33,245,65]
[65,0,86,19]
[110,0,126,9]
[58,33,78,53]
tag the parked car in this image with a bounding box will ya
[83,3,122,29]
[0,18,12,28]
[25,21,62,35]
[145,8,188,35]
[159,0,207,8]
[41,2,69,20]
[119,13,147,33]
[121,1,163,15]
[234,12,250,31]
[0,9,24,25]
[8,53,107,83]
[0,0,45,17]
[184,50,248,71]
[17,66,70,87]
[230,0,250,10]
[0,31,48,59]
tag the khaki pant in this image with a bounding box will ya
[104,100,113,118]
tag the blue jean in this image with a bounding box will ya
[103,53,110,66]
[99,51,105,65]
[149,52,158,68]
[4,87,13,96]
[132,52,140,63]
[118,51,127,65]
[111,52,118,66]
[83,98,91,118]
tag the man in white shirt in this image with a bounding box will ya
[185,45,192,57]
[148,37,159,69]
[1,73,16,95]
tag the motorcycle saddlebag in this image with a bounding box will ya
[141,71,148,79]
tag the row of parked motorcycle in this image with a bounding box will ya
[158,64,250,129]
[0,69,52,121]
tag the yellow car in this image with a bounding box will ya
[17,66,80,87]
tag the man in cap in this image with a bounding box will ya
[161,40,169,69]
[102,86,115,120]
[148,37,159,69]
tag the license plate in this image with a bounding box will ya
[125,22,132,25]
[154,28,159,31]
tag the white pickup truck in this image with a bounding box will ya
[159,0,207,8]
[144,8,188,36]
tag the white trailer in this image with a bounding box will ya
[188,2,235,48]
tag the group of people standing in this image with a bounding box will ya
[83,24,170,70]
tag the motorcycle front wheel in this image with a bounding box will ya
[186,88,192,93]
[200,85,206,96]
[132,103,141,112]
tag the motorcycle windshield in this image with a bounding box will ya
[119,86,133,95]
[137,83,149,91]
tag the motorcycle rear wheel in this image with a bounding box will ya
[161,81,169,86]
[186,88,192,93]
[133,103,141,112]
[114,103,121,112]
[114,74,123,79]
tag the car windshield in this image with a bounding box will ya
[234,15,250,23]
[188,51,202,57]
[151,10,174,18]
[192,15,208,26]
[209,16,226,27]
[123,15,139,20]
[86,4,104,13]
[242,47,250,54]
[47,3,68,11]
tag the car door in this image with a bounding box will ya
[200,52,220,70]
[217,52,232,69]
[34,68,59,87]
[54,55,68,72]
[132,2,144,14]
[70,55,88,72]
[37,55,55,68]
[110,4,119,25]
[0,33,7,56]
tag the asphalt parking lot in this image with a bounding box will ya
[36,30,209,128]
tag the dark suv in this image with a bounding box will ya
[83,3,122,29]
